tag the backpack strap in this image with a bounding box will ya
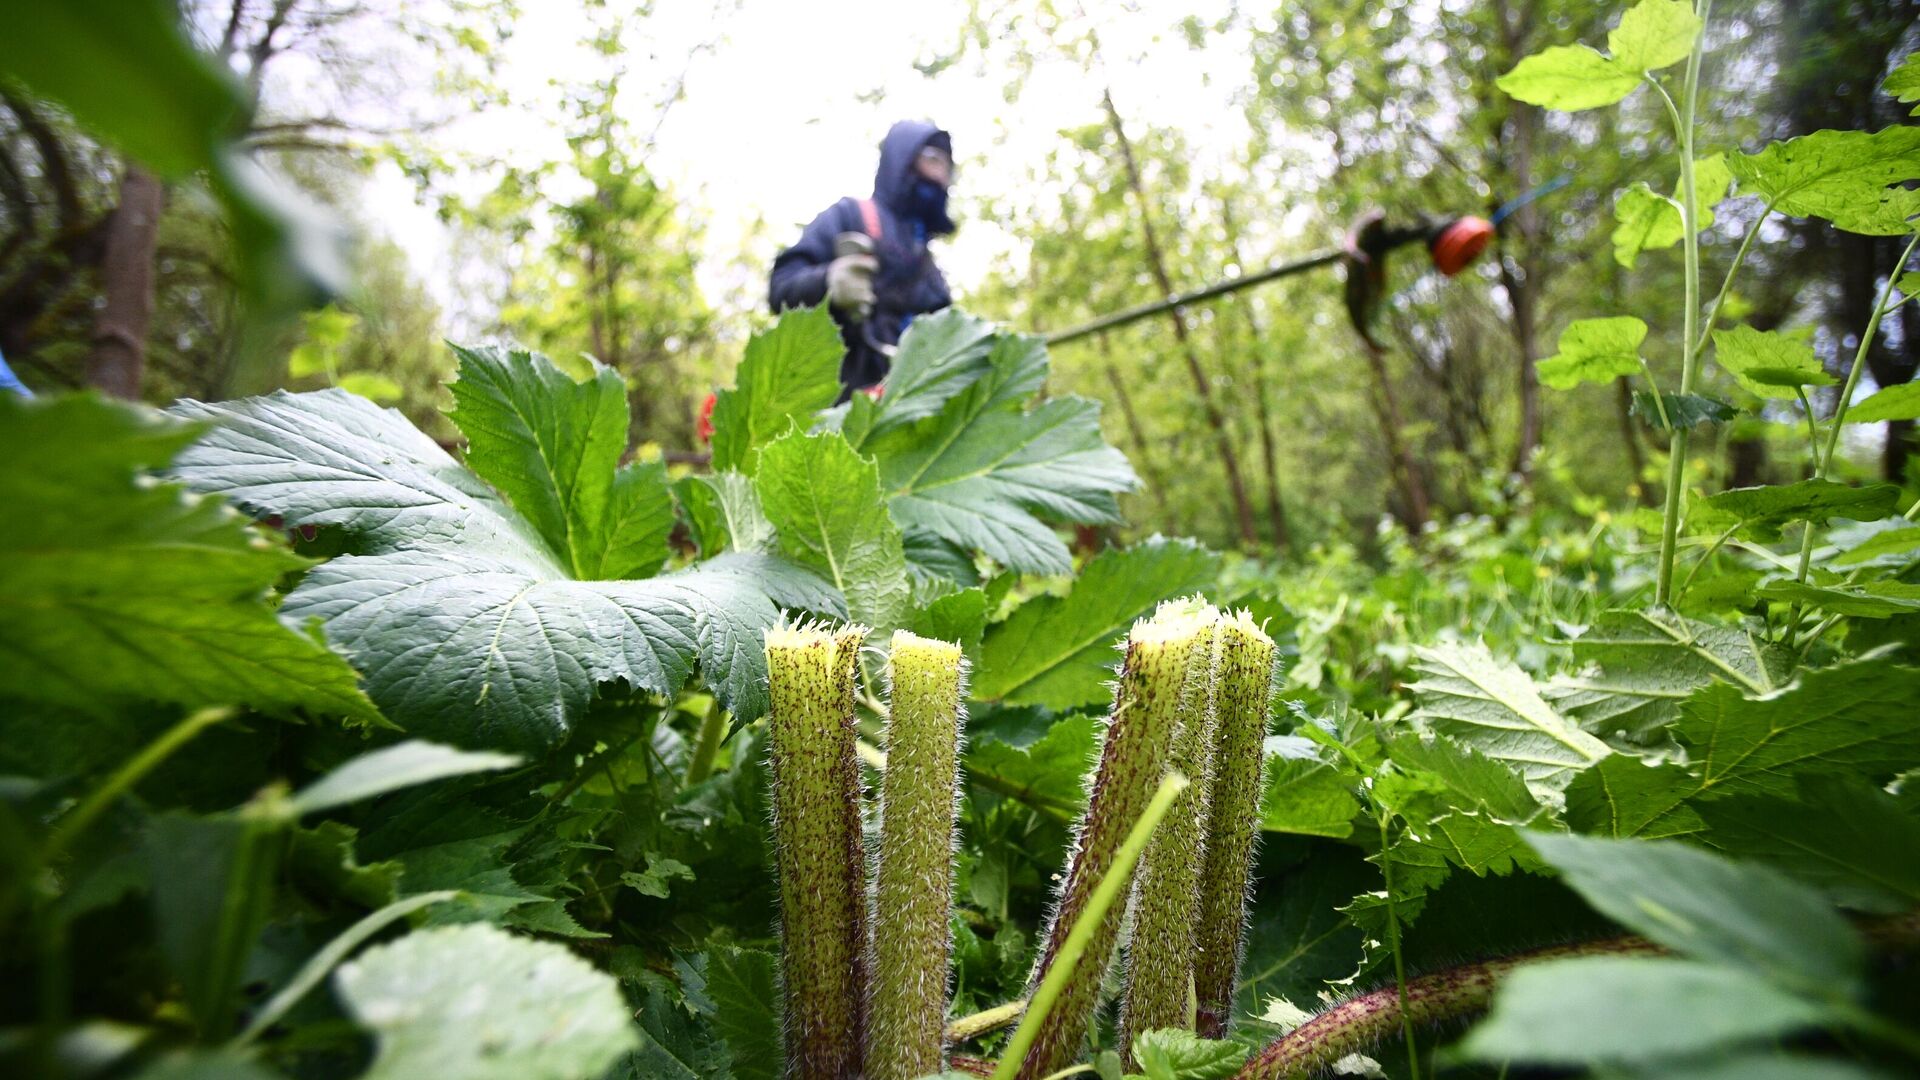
[857,198,884,241]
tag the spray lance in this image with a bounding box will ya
[1041,177,1566,348]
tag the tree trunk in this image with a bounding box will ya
[86,167,165,400]
[1494,0,1544,485]
[1095,334,1173,521]
[1099,88,1260,548]
[1360,339,1431,532]
[1218,196,1294,553]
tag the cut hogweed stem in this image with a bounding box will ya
[1018,606,1216,1079]
[1192,611,1279,1040]
[765,623,869,1080]
[866,631,967,1080]
[1233,937,1661,1080]
[1232,911,1920,1080]
[1119,600,1224,1060]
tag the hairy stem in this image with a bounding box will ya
[1234,937,1661,1079]
[1236,911,1920,1079]
[1018,608,1215,1078]
[867,631,968,1080]
[1192,611,1279,1040]
[765,623,870,1080]
[997,774,1191,1080]
[1121,602,1223,1060]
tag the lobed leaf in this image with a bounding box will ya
[1536,317,1647,390]
[448,345,672,580]
[1496,45,1640,111]
[1728,126,1920,235]
[1551,609,1791,743]
[1406,642,1611,800]
[973,538,1221,708]
[174,386,841,752]
[1844,381,1920,423]
[0,394,378,724]
[334,923,639,1080]
[755,429,911,636]
[1888,52,1920,117]
[1712,326,1835,399]
[708,305,844,474]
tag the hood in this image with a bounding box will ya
[873,119,954,236]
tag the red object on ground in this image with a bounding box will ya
[697,391,716,443]
[1430,216,1494,276]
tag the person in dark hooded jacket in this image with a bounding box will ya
[768,120,955,396]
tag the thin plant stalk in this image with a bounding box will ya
[682,698,728,788]
[866,631,967,1080]
[1653,0,1714,608]
[992,774,1190,1080]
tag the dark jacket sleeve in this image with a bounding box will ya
[769,200,853,312]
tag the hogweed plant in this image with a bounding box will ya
[762,603,1281,1079]
[868,631,968,1080]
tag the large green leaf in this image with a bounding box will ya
[704,946,782,1080]
[1727,126,1920,235]
[1698,776,1920,913]
[1695,479,1900,542]
[1712,326,1835,398]
[1754,580,1920,618]
[1405,642,1611,799]
[1675,659,1920,799]
[872,334,1136,575]
[1606,0,1703,73]
[1260,755,1362,838]
[964,714,1097,820]
[708,305,845,474]
[1526,833,1862,994]
[1497,46,1640,111]
[754,429,911,636]
[844,308,997,443]
[0,394,377,723]
[1889,52,1920,117]
[1550,610,1792,743]
[171,377,841,753]
[284,549,835,753]
[1567,661,1920,841]
[1535,317,1647,390]
[448,346,672,580]
[1456,956,1838,1065]
[972,538,1220,708]
[334,923,639,1080]
[1844,382,1920,423]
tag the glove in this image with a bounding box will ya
[826,253,878,317]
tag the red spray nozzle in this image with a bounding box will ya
[1430,216,1495,276]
